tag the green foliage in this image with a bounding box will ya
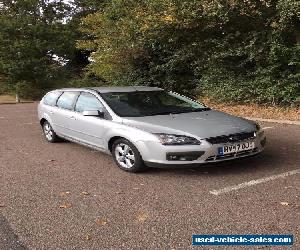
[15,80,44,99]
[67,77,105,88]
[78,0,300,105]
[0,0,299,104]
[0,0,85,99]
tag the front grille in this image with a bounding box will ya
[206,132,255,144]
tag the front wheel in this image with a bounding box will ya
[112,138,146,172]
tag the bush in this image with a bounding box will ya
[77,0,300,106]
[66,78,106,88]
[15,81,45,100]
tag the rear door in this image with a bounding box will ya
[52,91,79,136]
[69,92,112,149]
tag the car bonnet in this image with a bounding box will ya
[122,110,256,139]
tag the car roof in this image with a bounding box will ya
[56,86,163,94]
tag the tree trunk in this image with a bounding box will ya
[16,94,20,103]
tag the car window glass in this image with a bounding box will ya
[101,91,207,117]
[75,92,104,113]
[56,92,78,110]
[43,91,61,106]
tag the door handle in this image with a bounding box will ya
[70,116,76,120]
[49,111,54,114]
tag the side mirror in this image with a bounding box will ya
[82,109,104,118]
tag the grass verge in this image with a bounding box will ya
[202,98,300,121]
[0,95,32,103]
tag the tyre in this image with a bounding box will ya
[42,120,60,143]
[112,138,146,172]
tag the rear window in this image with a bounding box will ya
[56,92,78,110]
[43,91,61,106]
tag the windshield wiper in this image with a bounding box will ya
[179,107,211,113]
[144,111,177,116]
[145,108,211,116]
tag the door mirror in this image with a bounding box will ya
[82,110,104,118]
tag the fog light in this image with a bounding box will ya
[166,152,205,161]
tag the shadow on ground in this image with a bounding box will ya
[0,214,26,250]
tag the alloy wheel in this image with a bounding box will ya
[43,122,54,141]
[114,143,136,169]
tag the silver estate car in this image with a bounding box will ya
[38,86,266,172]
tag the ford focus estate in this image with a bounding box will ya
[38,87,266,172]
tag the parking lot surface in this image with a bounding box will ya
[0,103,299,249]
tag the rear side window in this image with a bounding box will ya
[56,92,78,110]
[43,91,61,106]
[75,92,104,113]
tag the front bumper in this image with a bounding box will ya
[136,133,266,168]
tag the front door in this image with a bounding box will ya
[69,92,111,149]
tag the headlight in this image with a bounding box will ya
[154,134,201,145]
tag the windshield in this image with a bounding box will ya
[101,91,209,117]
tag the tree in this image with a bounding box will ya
[77,0,300,105]
[64,0,110,78]
[0,0,77,98]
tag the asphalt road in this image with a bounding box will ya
[0,103,299,250]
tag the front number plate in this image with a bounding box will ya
[218,141,255,155]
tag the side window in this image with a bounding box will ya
[56,92,78,110]
[75,92,104,113]
[43,91,61,106]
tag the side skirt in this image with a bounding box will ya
[56,133,112,155]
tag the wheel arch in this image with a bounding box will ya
[108,136,123,152]
[108,136,145,160]
[40,118,47,126]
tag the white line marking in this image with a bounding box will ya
[5,110,36,113]
[20,122,35,125]
[6,115,36,119]
[210,169,300,195]
[19,115,37,117]
[262,126,274,130]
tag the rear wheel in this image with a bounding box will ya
[42,121,60,143]
[112,138,146,172]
